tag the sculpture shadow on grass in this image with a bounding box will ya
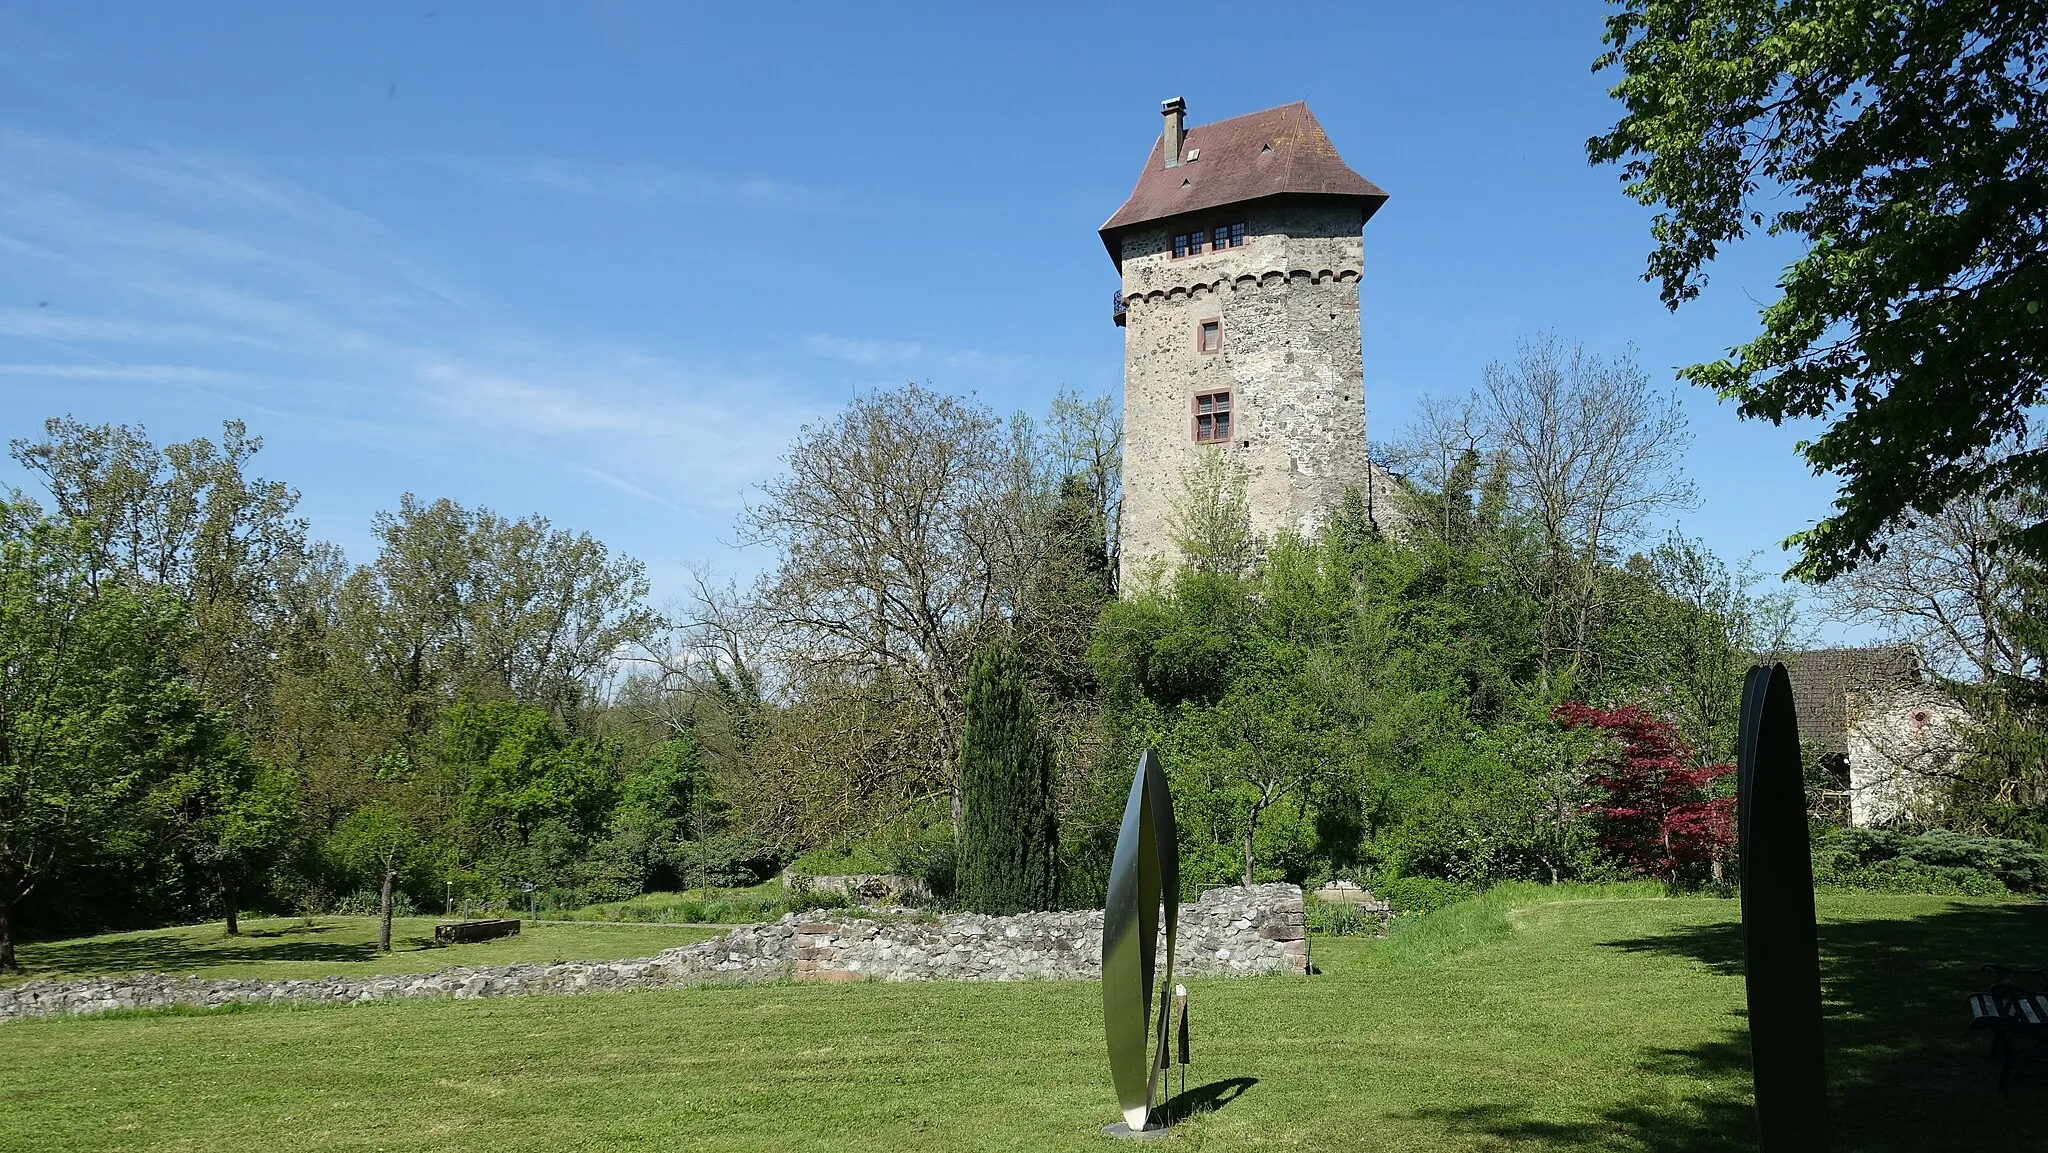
[1399,900,2048,1152]
[1156,1075,1256,1122]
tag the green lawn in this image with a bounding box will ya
[542,882,790,923]
[4,888,2044,1152]
[4,917,724,984]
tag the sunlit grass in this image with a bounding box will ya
[540,881,791,924]
[4,889,2042,1151]
[4,916,723,984]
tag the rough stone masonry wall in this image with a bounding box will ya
[0,884,1306,1022]
[1116,200,1401,587]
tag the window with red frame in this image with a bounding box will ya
[1193,390,1231,443]
[1173,221,1246,258]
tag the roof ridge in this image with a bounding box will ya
[1098,100,1385,266]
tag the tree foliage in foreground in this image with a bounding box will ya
[1591,0,2048,578]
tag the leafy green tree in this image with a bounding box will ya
[8,418,310,738]
[589,736,706,896]
[1167,449,1258,578]
[1599,535,1806,759]
[430,699,618,890]
[330,494,658,748]
[1018,474,1117,701]
[1590,0,2048,577]
[0,510,196,971]
[145,727,296,936]
[956,641,1059,914]
[329,802,424,953]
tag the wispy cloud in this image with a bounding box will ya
[0,361,248,385]
[0,307,258,346]
[433,155,842,213]
[0,128,823,520]
[803,333,1029,376]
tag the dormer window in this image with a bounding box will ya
[1172,221,1247,258]
[1193,390,1232,443]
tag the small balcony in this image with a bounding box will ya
[1112,288,1127,327]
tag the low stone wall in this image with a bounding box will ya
[787,871,932,903]
[0,883,1305,1022]
[793,882,1305,982]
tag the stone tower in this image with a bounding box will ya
[1102,99,1393,586]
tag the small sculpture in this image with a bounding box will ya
[1101,750,1181,1136]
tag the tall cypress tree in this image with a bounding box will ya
[957,640,1058,914]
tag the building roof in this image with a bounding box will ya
[1781,646,1924,755]
[1098,101,1387,265]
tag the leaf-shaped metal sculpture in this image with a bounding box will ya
[1102,749,1180,1133]
[1737,663,1829,1151]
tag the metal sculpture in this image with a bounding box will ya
[1737,663,1830,1151]
[1102,749,1181,1135]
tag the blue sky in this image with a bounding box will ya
[0,2,1844,632]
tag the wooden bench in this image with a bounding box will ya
[1968,963,2048,1094]
[434,918,522,945]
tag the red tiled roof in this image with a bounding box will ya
[1099,101,1387,264]
[1780,646,1925,755]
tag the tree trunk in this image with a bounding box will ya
[378,865,396,954]
[1242,804,1263,888]
[0,894,16,974]
[222,873,240,937]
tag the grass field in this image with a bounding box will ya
[3,887,2044,1152]
[3,917,725,984]
[540,883,791,924]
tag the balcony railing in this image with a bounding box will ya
[1112,288,1127,327]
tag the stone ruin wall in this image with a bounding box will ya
[0,884,1306,1023]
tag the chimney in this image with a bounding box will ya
[1161,97,1186,169]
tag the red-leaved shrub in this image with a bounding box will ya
[1552,703,1735,881]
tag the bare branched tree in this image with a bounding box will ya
[742,384,1037,832]
[1827,487,2035,683]
[1044,388,1123,584]
[1380,394,1487,553]
[1477,336,1696,686]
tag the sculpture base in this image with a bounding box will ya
[1100,1121,1174,1141]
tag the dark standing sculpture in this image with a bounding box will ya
[1102,749,1181,1136]
[1737,663,1829,1151]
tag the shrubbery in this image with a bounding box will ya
[783,886,855,915]
[334,889,419,918]
[1812,828,2048,896]
[1303,896,1383,936]
[788,818,957,901]
[1377,876,1480,916]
